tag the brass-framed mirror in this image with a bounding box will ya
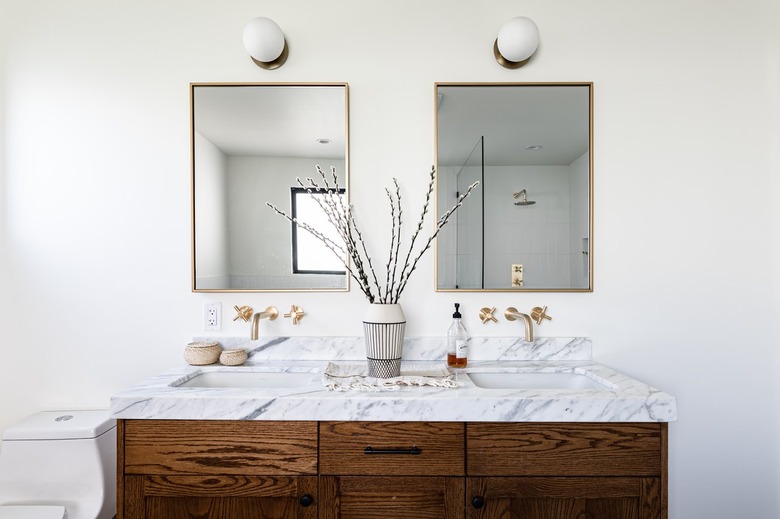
[191,82,349,292]
[435,82,593,292]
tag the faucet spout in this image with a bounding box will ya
[504,307,534,342]
[250,306,278,340]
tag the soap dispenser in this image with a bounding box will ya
[447,303,469,368]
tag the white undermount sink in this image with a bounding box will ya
[175,371,318,389]
[466,371,612,390]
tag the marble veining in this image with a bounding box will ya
[110,336,676,423]
[195,336,592,362]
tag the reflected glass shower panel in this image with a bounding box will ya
[454,137,484,289]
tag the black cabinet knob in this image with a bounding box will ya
[472,496,485,509]
[299,494,314,507]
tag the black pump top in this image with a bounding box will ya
[452,303,462,319]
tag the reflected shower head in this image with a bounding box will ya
[513,189,536,206]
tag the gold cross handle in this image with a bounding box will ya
[479,307,499,324]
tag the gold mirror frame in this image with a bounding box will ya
[191,82,350,293]
[434,82,593,293]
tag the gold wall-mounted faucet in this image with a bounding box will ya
[504,307,534,342]
[250,306,278,340]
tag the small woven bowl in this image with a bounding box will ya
[183,341,222,365]
[220,348,248,366]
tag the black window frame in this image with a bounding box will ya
[290,186,347,275]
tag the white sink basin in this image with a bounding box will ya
[176,371,317,389]
[467,371,611,390]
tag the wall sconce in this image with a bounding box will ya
[242,17,289,70]
[493,17,540,69]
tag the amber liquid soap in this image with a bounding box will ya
[447,353,467,368]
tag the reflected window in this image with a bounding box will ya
[291,187,347,274]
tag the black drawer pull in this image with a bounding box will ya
[472,496,485,509]
[299,494,314,507]
[364,446,422,455]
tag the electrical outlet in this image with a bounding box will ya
[204,302,221,331]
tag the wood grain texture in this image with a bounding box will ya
[466,477,661,519]
[641,477,661,519]
[467,422,662,477]
[660,423,668,519]
[124,475,317,519]
[122,476,145,519]
[117,420,126,519]
[143,475,302,497]
[468,476,641,498]
[320,476,464,519]
[144,495,299,519]
[123,420,318,476]
[118,419,668,518]
[320,421,465,476]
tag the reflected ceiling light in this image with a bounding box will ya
[524,145,543,151]
[494,17,540,69]
[242,17,289,70]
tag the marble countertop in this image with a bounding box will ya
[110,337,677,423]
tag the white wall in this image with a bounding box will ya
[226,155,346,289]
[194,132,229,289]
[1,0,778,516]
[484,165,573,289]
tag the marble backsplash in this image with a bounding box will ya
[193,336,592,363]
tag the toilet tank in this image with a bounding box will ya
[0,410,116,519]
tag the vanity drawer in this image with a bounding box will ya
[320,421,465,476]
[123,420,318,476]
[467,422,665,477]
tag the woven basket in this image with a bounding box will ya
[219,348,248,366]
[183,341,221,365]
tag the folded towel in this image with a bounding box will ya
[322,362,459,392]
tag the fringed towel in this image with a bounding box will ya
[322,362,459,392]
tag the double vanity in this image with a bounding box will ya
[127,76,664,517]
[111,337,676,518]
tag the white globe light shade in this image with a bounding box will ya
[242,17,285,63]
[497,17,540,63]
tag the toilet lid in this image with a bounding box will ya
[0,505,66,519]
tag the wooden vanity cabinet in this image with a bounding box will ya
[466,423,668,519]
[318,421,465,519]
[118,420,667,519]
[117,420,319,519]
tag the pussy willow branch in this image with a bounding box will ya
[394,166,435,302]
[384,178,403,302]
[265,203,376,301]
[395,180,480,298]
[266,165,479,304]
[316,165,383,303]
[306,168,379,302]
[383,187,396,304]
[294,178,373,299]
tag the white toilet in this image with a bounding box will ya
[0,410,117,519]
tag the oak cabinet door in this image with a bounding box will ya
[320,476,465,519]
[123,475,318,519]
[466,477,661,519]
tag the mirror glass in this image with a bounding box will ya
[191,83,349,292]
[435,83,592,291]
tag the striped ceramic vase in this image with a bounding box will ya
[363,303,406,378]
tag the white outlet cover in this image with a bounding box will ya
[204,302,221,331]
